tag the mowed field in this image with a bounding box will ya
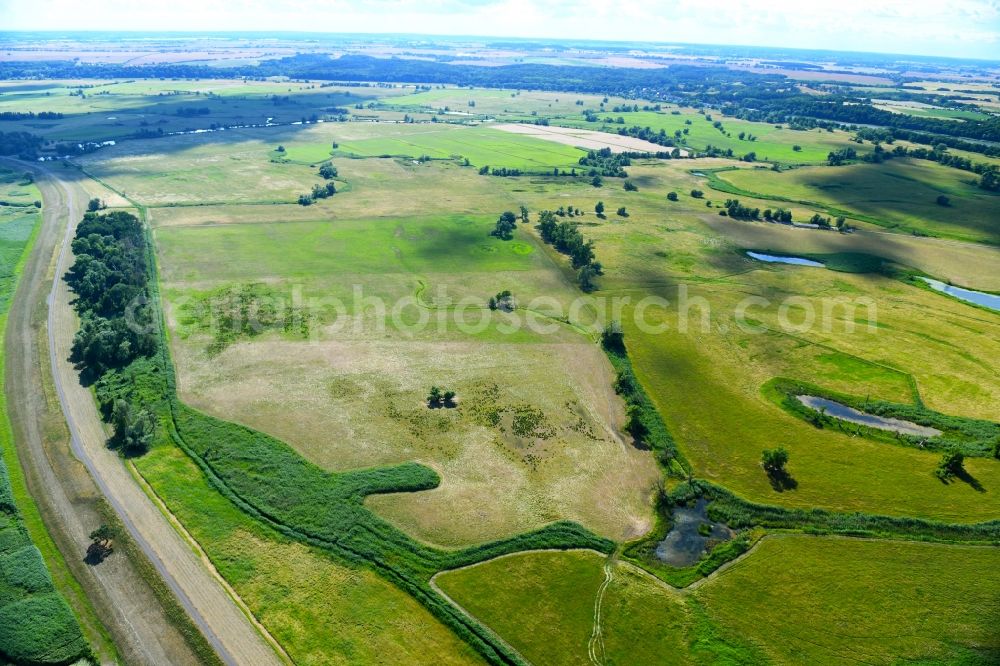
[436,538,1000,665]
[714,158,1000,244]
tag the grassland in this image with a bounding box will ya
[154,209,658,545]
[713,158,1000,244]
[437,535,1000,665]
[41,75,1000,666]
[135,441,487,665]
[435,550,693,666]
[0,168,89,664]
[0,78,407,142]
[554,109,869,164]
[695,535,1000,664]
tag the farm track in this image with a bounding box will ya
[5,160,284,666]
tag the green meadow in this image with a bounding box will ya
[555,108,868,164]
[714,158,1000,244]
[23,69,1000,666]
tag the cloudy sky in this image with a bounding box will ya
[2,0,999,60]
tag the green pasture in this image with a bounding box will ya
[334,125,587,172]
[714,158,1000,244]
[696,535,1000,664]
[436,550,692,666]
[156,214,539,282]
[553,109,868,164]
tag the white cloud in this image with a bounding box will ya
[1,0,998,58]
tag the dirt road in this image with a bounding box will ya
[5,160,283,666]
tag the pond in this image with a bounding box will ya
[746,251,824,267]
[655,498,734,567]
[920,278,1000,313]
[796,395,942,438]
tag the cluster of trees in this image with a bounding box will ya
[297,182,336,205]
[718,199,760,220]
[764,208,794,223]
[175,106,211,117]
[0,110,63,121]
[827,147,858,165]
[488,290,515,312]
[578,148,630,177]
[318,163,338,179]
[427,386,457,408]
[478,165,524,177]
[0,130,43,158]
[490,210,519,240]
[65,211,158,454]
[537,210,603,291]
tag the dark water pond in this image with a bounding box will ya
[746,251,824,267]
[920,278,1000,313]
[655,498,734,567]
[796,395,941,437]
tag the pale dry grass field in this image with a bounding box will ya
[494,123,689,155]
[169,335,659,546]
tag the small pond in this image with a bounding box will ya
[796,395,942,438]
[655,498,734,567]
[920,278,1000,313]
[746,251,824,267]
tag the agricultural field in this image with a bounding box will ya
[3,31,999,666]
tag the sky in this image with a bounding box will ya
[2,0,999,60]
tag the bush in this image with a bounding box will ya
[666,191,678,201]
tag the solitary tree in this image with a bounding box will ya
[87,198,104,212]
[595,201,605,216]
[86,524,117,564]
[616,206,628,217]
[591,175,603,187]
[427,386,443,407]
[666,192,678,201]
[761,447,789,474]
[936,449,965,480]
[519,205,529,223]
[490,211,518,240]
[623,180,638,191]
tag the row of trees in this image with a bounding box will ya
[297,182,336,205]
[537,210,603,291]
